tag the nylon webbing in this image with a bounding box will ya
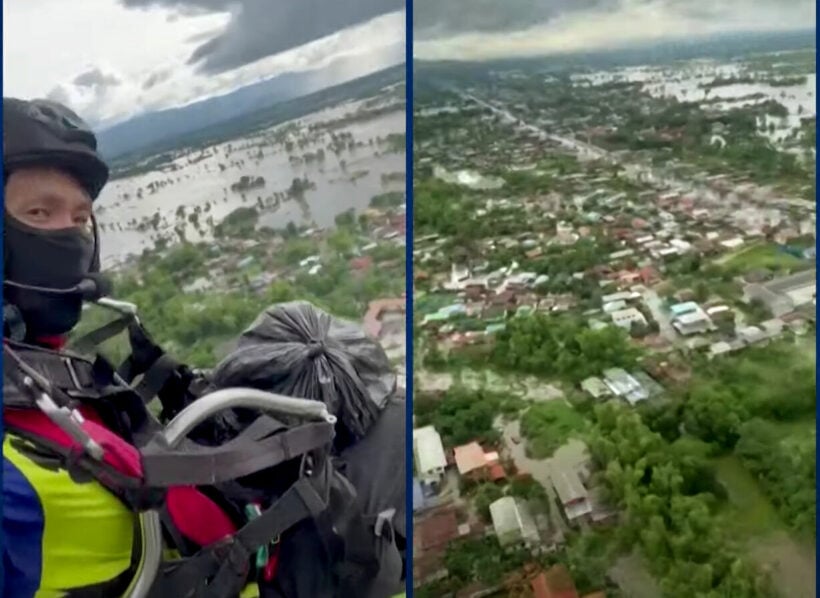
[141,422,335,487]
[70,315,132,355]
[152,477,327,598]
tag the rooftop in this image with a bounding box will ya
[453,442,494,475]
[417,508,460,552]
[489,496,540,547]
[531,565,580,598]
[551,465,589,506]
[413,426,447,475]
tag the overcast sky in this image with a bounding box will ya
[414,0,815,61]
[4,0,404,126]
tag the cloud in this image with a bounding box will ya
[73,67,122,89]
[119,0,405,73]
[414,0,816,60]
[141,68,172,90]
[413,0,615,38]
[6,1,404,125]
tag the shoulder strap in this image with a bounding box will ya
[140,421,335,487]
[70,315,133,355]
[151,476,329,598]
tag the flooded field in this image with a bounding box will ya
[573,50,816,146]
[97,97,405,268]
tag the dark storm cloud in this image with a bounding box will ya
[73,67,122,88]
[413,0,620,37]
[412,0,805,39]
[120,0,404,73]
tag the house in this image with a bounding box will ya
[489,496,541,549]
[551,464,592,524]
[364,297,405,339]
[610,307,648,330]
[602,368,648,405]
[639,266,660,284]
[743,268,816,317]
[603,300,628,313]
[760,318,785,337]
[349,255,373,272]
[672,310,714,336]
[708,341,735,359]
[669,301,700,317]
[602,290,640,304]
[453,442,502,482]
[531,565,579,598]
[413,426,448,484]
[580,377,612,400]
[737,325,768,346]
[416,507,462,553]
[413,478,428,513]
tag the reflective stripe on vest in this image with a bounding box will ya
[3,435,135,596]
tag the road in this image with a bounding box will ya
[460,92,812,210]
[496,417,569,541]
[638,286,678,344]
[417,367,564,401]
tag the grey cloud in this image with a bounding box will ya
[73,67,122,88]
[120,0,404,73]
[46,85,71,105]
[413,0,812,39]
[413,0,619,38]
[142,69,172,90]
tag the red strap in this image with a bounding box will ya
[263,545,281,582]
[35,335,68,350]
[5,407,259,554]
[4,408,143,478]
[165,486,237,547]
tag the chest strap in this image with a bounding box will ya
[151,476,328,598]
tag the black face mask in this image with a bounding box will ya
[4,215,96,338]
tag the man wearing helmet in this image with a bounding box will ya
[2,97,407,598]
[3,99,138,595]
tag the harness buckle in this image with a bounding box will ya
[27,376,105,461]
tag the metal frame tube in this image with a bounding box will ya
[126,388,335,597]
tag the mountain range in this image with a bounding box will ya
[98,55,404,161]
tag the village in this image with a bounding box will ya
[412,48,816,598]
[85,193,408,374]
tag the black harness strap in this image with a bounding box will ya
[153,477,328,598]
[8,348,98,392]
[133,353,180,404]
[140,421,335,487]
[70,315,133,355]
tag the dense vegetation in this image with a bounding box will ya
[491,314,643,384]
[74,216,405,367]
[414,387,518,446]
[589,402,773,598]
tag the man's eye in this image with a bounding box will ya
[27,208,49,219]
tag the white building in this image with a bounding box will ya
[673,311,714,336]
[413,426,448,485]
[610,308,648,330]
[490,497,541,549]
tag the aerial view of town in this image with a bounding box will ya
[76,71,407,378]
[412,30,815,598]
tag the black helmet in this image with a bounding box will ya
[3,98,109,199]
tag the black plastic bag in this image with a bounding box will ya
[211,301,396,441]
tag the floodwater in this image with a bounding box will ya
[573,57,816,145]
[96,101,405,268]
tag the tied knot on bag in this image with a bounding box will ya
[306,339,326,359]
